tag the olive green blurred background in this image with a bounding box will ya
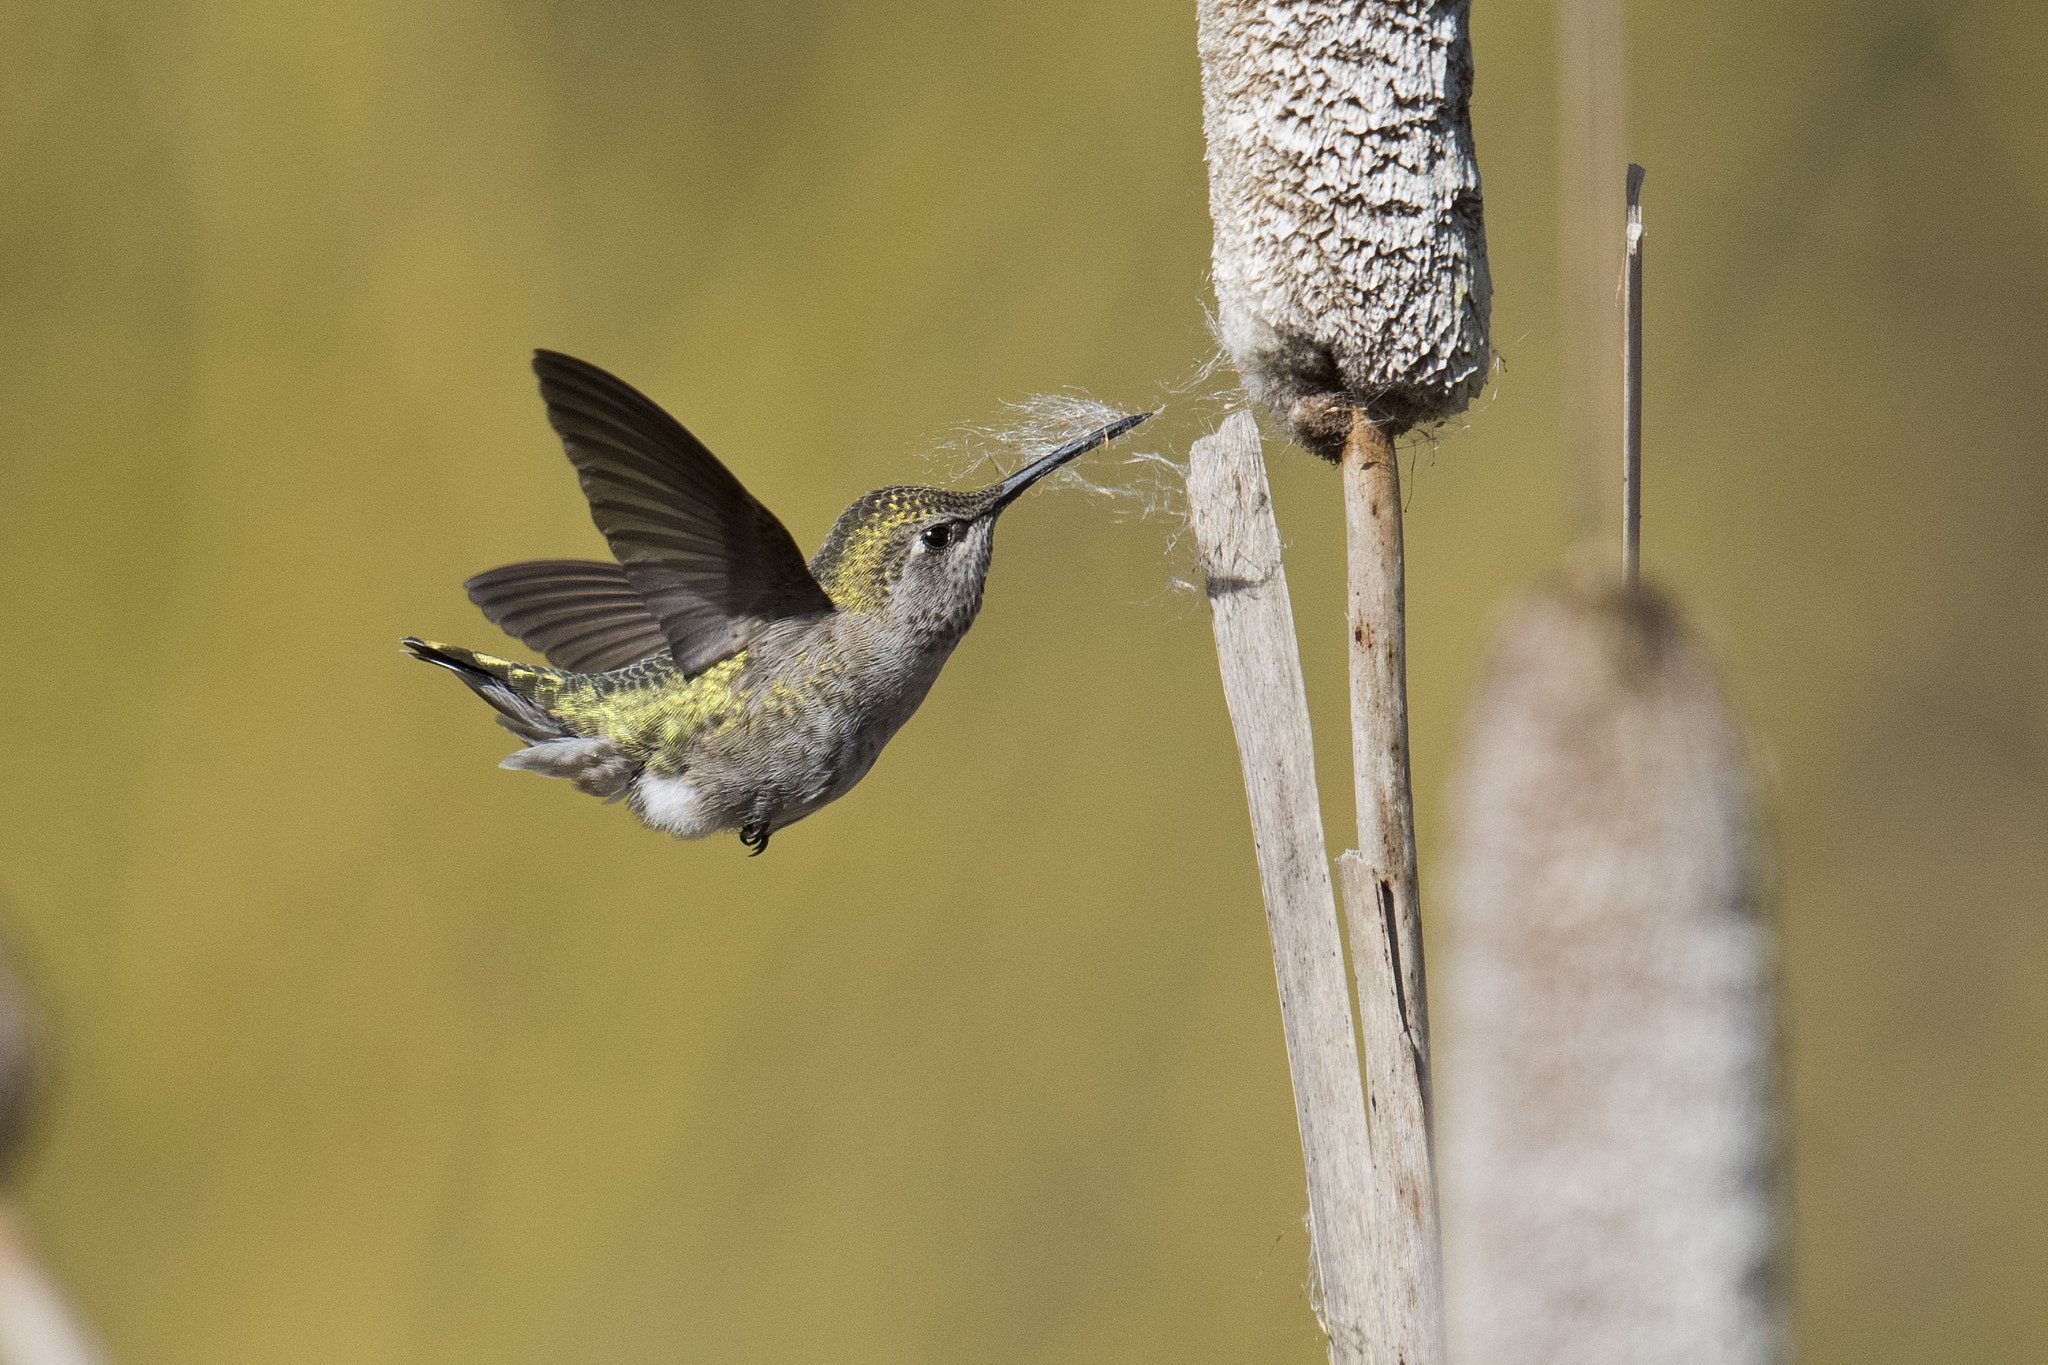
[0,1,2042,1361]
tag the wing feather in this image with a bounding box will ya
[531,350,834,675]
[465,559,671,673]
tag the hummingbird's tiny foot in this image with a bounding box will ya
[739,822,772,856]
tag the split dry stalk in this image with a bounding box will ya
[1187,410,1378,1364]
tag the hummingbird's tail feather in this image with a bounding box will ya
[499,737,642,802]
[402,637,565,744]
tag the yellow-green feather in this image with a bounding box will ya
[543,656,750,764]
[453,641,861,780]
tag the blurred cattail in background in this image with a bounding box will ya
[1439,569,1780,1364]
[0,900,105,1365]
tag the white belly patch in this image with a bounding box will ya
[632,774,724,839]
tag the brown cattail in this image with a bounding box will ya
[1440,570,1781,1365]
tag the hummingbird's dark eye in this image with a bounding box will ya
[920,523,955,552]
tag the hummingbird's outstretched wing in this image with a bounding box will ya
[528,350,835,676]
[465,558,671,674]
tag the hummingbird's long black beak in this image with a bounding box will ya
[985,412,1153,516]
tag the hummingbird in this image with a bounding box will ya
[405,350,1149,854]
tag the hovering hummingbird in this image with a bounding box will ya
[405,351,1149,854]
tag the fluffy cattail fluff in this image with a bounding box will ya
[1198,0,1492,455]
[1440,571,1781,1365]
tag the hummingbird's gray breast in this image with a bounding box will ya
[629,614,953,840]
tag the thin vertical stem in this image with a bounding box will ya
[1340,416,1426,1060]
[1341,410,1443,1365]
[1623,163,1645,585]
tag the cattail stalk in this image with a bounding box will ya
[1195,4,1490,1362]
[1187,411,1378,1363]
[1623,164,1645,585]
[1337,414,1439,1356]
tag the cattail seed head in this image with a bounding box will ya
[1199,0,1493,456]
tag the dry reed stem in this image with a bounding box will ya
[1340,413,1443,1365]
[1187,410,1378,1364]
[1623,164,1645,585]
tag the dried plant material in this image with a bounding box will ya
[926,349,1241,528]
[914,361,1254,600]
[950,391,1182,520]
[1440,571,1780,1365]
[1186,411,1379,1365]
[1196,9,1487,1360]
[1199,0,1492,454]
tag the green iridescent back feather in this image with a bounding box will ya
[432,627,859,778]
